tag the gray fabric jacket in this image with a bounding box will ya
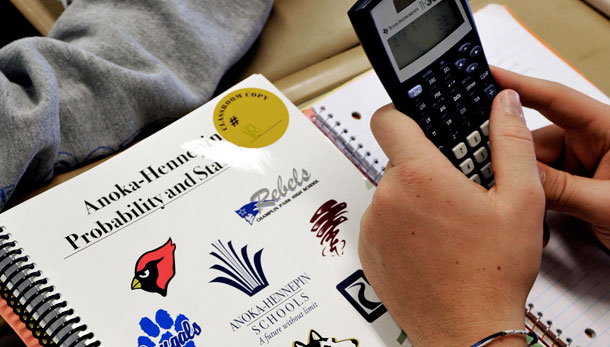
[0,0,273,211]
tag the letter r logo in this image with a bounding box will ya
[336,270,387,323]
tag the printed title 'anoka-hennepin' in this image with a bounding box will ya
[82,134,223,216]
[64,134,227,253]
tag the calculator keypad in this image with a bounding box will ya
[404,31,497,188]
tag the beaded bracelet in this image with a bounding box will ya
[471,329,538,347]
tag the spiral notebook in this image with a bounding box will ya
[302,4,610,346]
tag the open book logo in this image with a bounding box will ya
[336,270,387,323]
[209,240,269,297]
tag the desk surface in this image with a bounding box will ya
[470,0,610,96]
[11,0,610,96]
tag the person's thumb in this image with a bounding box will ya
[488,90,544,204]
[538,162,610,229]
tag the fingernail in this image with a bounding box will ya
[501,90,524,118]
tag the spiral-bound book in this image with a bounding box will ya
[0,74,419,346]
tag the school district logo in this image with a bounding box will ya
[293,329,359,347]
[132,238,176,297]
[138,309,201,347]
[209,240,269,297]
[235,200,271,225]
[336,270,387,323]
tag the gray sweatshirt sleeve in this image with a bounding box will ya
[0,0,273,211]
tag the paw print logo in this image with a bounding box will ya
[138,309,202,347]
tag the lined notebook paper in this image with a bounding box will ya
[303,4,610,346]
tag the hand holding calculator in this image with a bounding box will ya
[349,0,498,188]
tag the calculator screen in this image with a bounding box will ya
[393,0,417,13]
[387,0,463,69]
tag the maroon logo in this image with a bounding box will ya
[310,200,348,257]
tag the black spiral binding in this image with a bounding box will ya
[0,226,101,346]
[312,106,385,185]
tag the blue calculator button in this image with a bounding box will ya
[470,45,482,57]
[466,63,479,73]
[484,84,498,99]
[455,58,467,70]
[458,42,472,53]
[408,85,423,99]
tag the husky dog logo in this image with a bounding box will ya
[336,270,387,323]
[293,330,359,347]
[209,240,269,297]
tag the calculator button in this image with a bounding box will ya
[458,42,472,53]
[427,129,442,144]
[464,79,477,92]
[435,103,448,114]
[481,163,493,178]
[451,92,463,103]
[448,130,460,143]
[466,63,479,73]
[459,158,475,175]
[426,75,438,87]
[455,58,467,70]
[416,101,428,112]
[441,64,452,76]
[480,120,489,136]
[466,131,482,147]
[452,142,468,160]
[469,174,482,184]
[470,45,482,57]
[473,147,489,163]
[479,69,490,81]
[487,180,495,189]
[484,84,498,99]
[446,78,458,90]
[457,105,468,117]
[471,94,483,107]
[431,89,443,101]
[423,116,432,125]
[408,85,423,99]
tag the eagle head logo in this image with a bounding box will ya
[131,238,176,297]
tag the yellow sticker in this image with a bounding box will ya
[213,88,289,148]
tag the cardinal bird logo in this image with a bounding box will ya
[132,238,176,297]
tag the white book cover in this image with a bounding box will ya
[0,75,407,346]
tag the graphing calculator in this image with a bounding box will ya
[348,0,498,188]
